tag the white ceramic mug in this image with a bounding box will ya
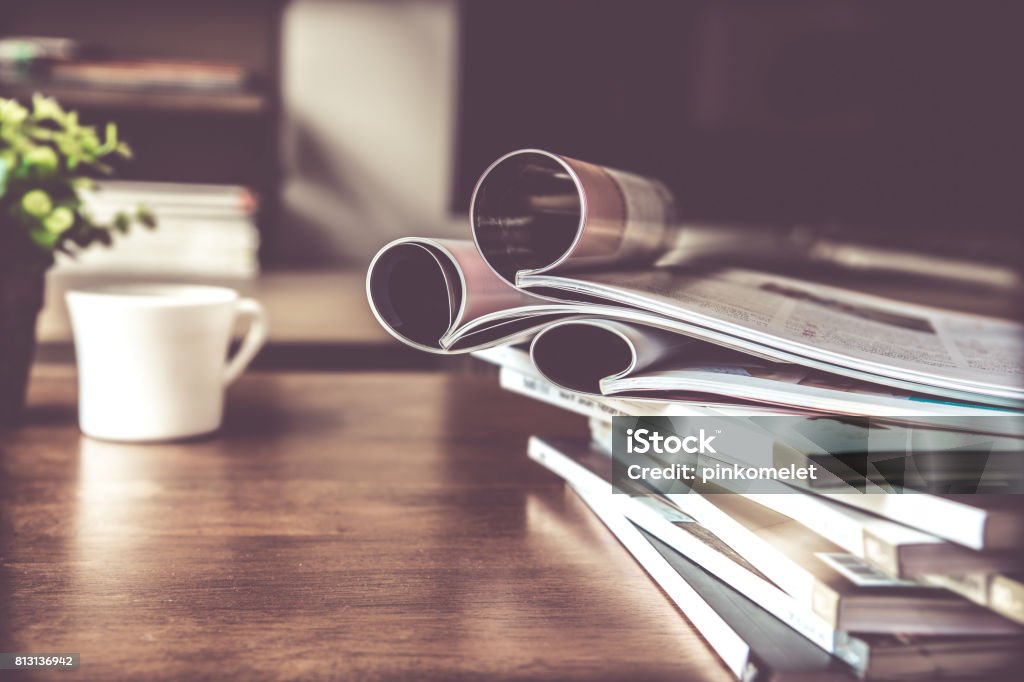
[66,284,268,442]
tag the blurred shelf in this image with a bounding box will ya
[0,83,268,115]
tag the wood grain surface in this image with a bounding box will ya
[0,367,735,682]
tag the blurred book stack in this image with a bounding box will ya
[0,35,264,116]
[366,150,1024,680]
[2,34,266,280]
[0,36,73,81]
[0,36,252,93]
[56,181,260,279]
[46,59,249,93]
[0,36,78,83]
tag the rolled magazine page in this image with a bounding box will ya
[366,238,534,353]
[469,148,811,286]
[529,319,694,394]
[470,149,677,284]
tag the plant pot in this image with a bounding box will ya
[0,267,46,424]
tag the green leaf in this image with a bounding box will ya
[113,212,131,233]
[79,127,101,156]
[0,95,150,255]
[24,145,59,177]
[43,206,75,234]
[136,205,157,228]
[100,122,118,153]
[21,189,53,217]
[31,94,65,122]
[0,98,29,125]
[71,177,96,192]
[29,226,60,250]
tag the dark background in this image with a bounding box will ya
[455,1,1022,263]
[3,1,1020,267]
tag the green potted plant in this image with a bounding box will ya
[0,94,154,423]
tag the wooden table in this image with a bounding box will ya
[0,367,733,682]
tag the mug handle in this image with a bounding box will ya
[224,298,268,385]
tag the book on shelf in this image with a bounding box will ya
[48,59,250,92]
[81,181,257,215]
[0,36,79,82]
[0,36,79,64]
[0,36,254,95]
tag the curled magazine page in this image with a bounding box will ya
[470,149,810,286]
[470,149,677,284]
[518,267,1024,406]
[368,238,695,354]
[529,320,696,394]
[366,237,537,353]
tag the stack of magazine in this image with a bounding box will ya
[367,149,1024,680]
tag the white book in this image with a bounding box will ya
[737,491,1019,579]
[571,482,1022,681]
[502,361,1018,579]
[568,484,756,681]
[499,365,787,421]
[529,437,1019,639]
[815,493,1024,551]
[527,436,860,659]
[85,180,254,206]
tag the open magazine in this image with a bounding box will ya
[367,237,1024,409]
[526,319,1024,434]
[366,149,1024,409]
